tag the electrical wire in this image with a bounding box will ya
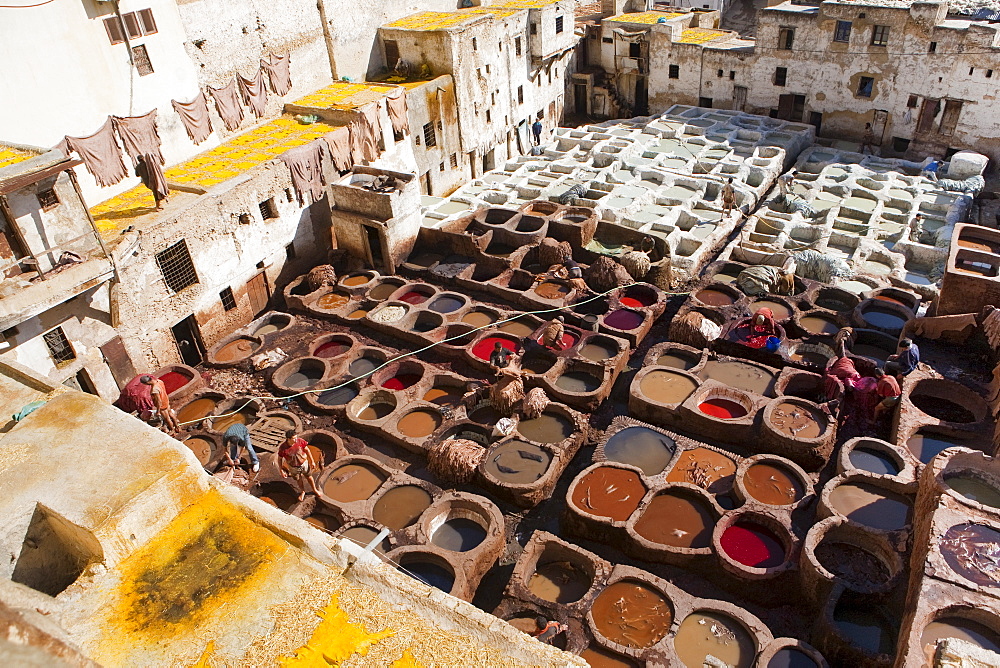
[0,0,58,7]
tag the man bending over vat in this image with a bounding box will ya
[885,338,920,379]
[873,368,901,421]
[532,616,568,645]
[539,316,566,351]
[278,429,321,501]
[140,374,179,433]
[735,257,796,298]
[224,422,261,473]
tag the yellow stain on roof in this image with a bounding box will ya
[461,6,522,18]
[278,594,395,667]
[385,11,482,30]
[0,145,37,169]
[677,27,730,43]
[605,10,684,24]
[492,0,562,8]
[89,185,158,239]
[291,81,398,111]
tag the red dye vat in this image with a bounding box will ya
[159,371,189,394]
[605,309,643,331]
[538,331,579,349]
[472,336,517,361]
[622,289,655,307]
[720,522,785,568]
[698,398,748,419]
[382,374,421,390]
[620,297,644,308]
[315,341,350,358]
[399,291,429,304]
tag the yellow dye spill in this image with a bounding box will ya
[384,11,482,30]
[278,594,395,667]
[492,0,561,8]
[291,81,398,111]
[677,27,730,44]
[88,185,159,237]
[606,10,684,24]
[460,6,521,18]
[101,489,287,651]
[191,642,215,667]
[392,650,424,668]
[0,145,37,169]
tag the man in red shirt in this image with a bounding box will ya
[140,375,179,432]
[873,368,901,420]
[278,429,320,501]
[532,616,567,645]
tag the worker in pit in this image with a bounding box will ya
[777,170,796,202]
[535,255,591,295]
[539,316,566,351]
[223,422,260,473]
[721,177,737,219]
[873,367,902,421]
[884,338,920,379]
[735,257,796,298]
[278,429,321,501]
[490,341,515,372]
[140,374,179,433]
[532,616,568,645]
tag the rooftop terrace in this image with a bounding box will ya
[605,10,685,24]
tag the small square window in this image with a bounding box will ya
[137,8,157,35]
[132,45,153,76]
[602,36,612,43]
[451,154,458,168]
[36,188,59,210]
[155,239,198,293]
[778,27,794,50]
[729,70,735,80]
[856,76,874,98]
[928,41,937,53]
[717,69,724,78]
[238,213,251,225]
[103,16,125,44]
[834,20,852,43]
[43,327,75,366]
[220,287,237,311]
[774,67,787,86]
[668,64,679,79]
[259,198,278,220]
[871,25,890,47]
[907,94,919,108]
[531,23,537,35]
[516,37,523,56]
[439,161,445,172]
[423,122,436,147]
[556,16,564,33]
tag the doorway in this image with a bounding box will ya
[732,86,748,111]
[634,78,648,116]
[871,109,888,145]
[777,94,805,122]
[100,336,136,389]
[364,225,385,271]
[809,111,823,134]
[574,84,588,115]
[172,315,205,366]
[62,369,98,395]
[246,270,270,317]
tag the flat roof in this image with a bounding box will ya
[606,10,686,24]
[384,11,485,30]
[677,27,732,43]
[0,144,39,170]
[491,0,562,7]
[290,81,399,111]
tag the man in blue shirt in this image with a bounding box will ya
[532,119,543,145]
[922,159,941,182]
[885,338,920,379]
[224,422,260,472]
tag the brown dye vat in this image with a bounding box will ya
[667,448,737,494]
[828,483,911,530]
[317,292,350,309]
[528,561,591,603]
[397,410,441,439]
[305,514,340,533]
[580,339,618,362]
[674,611,755,668]
[768,648,819,668]
[743,463,804,505]
[212,410,254,433]
[499,320,535,337]
[695,288,737,306]
[556,370,601,393]
[372,485,432,530]
[910,394,976,423]
[423,386,462,406]
[215,338,257,363]
[258,491,299,511]
[700,360,775,395]
[656,352,699,370]
[769,402,824,439]
[369,282,400,300]
[535,281,571,299]
[342,274,371,287]
[921,617,1000,660]
[485,441,550,484]
[571,467,645,521]
[907,432,970,464]
[323,463,387,503]
[358,401,394,421]
[753,300,792,320]
[340,526,388,555]
[591,580,673,648]
[958,237,1000,254]
[183,437,214,466]
[873,295,906,306]
[254,323,281,336]
[462,311,496,328]
[177,398,217,423]
[799,315,840,336]
[604,427,676,476]
[431,518,487,552]
[580,646,639,668]
[347,308,368,319]
[814,540,890,590]
[639,369,698,404]
[518,412,571,443]
[634,491,715,548]
[788,349,829,366]
[941,523,1000,587]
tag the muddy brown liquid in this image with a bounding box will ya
[184,437,214,465]
[369,282,399,300]
[828,482,911,530]
[695,288,736,306]
[799,315,840,335]
[372,485,432,529]
[580,646,638,668]
[570,467,646,521]
[484,441,551,484]
[640,369,698,404]
[907,433,966,464]
[535,281,571,299]
[358,401,394,421]
[177,398,217,423]
[634,491,714,548]
[342,274,371,286]
[556,371,601,393]
[339,526,387,555]
[305,514,340,533]
[528,561,591,603]
[499,320,535,337]
[431,518,486,552]
[518,412,572,443]
[958,237,1000,254]
[666,448,737,494]
[215,338,257,363]
[396,409,441,438]
[462,311,496,327]
[591,580,673,648]
[656,352,698,369]
[814,540,890,589]
[603,427,676,476]
[941,523,1000,587]
[317,292,349,309]
[347,308,368,319]
[752,300,792,320]
[674,611,755,668]
[769,402,824,439]
[323,463,386,502]
[944,474,1000,508]
[580,340,617,361]
[254,323,280,336]
[743,463,804,505]
[211,411,253,433]
[921,617,1000,660]
[422,387,461,406]
[699,360,775,396]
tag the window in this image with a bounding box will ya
[103,17,125,44]
[928,41,937,53]
[556,16,564,33]
[969,67,975,75]
[778,27,794,50]
[258,198,278,220]
[107,10,157,43]
[870,25,890,46]
[123,12,142,39]
[668,64,679,79]
[450,154,458,168]
[486,109,491,122]
[384,39,399,67]
[699,97,713,108]
[43,327,75,366]
[518,85,524,104]
[531,23,537,35]
[856,76,874,98]
[285,243,296,260]
[629,42,641,58]
[774,67,787,86]
[907,94,919,108]
[515,37,522,56]
[472,37,478,50]
[893,136,911,152]
[717,69,724,78]
[602,36,612,43]
[486,64,491,74]
[834,20,852,43]
[238,213,252,225]
[155,240,198,293]
[132,45,153,76]
[137,9,157,34]
[422,122,436,147]
[36,188,59,210]
[729,70,735,80]
[220,287,237,311]
[440,161,445,172]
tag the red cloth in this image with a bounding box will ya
[114,375,154,414]
[278,437,308,460]
[827,357,859,382]
[750,308,777,336]
[877,375,901,398]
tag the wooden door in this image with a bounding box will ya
[246,271,270,316]
[871,109,889,145]
[100,336,136,389]
[916,99,940,134]
[732,86,748,111]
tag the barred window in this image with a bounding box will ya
[132,45,154,76]
[37,188,59,210]
[43,327,75,366]
[259,198,278,220]
[156,240,198,293]
[422,122,436,148]
[556,16,564,33]
[220,287,237,311]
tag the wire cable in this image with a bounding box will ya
[0,0,58,7]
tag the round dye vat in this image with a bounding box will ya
[944,473,1000,508]
[499,320,535,337]
[667,448,737,493]
[539,330,579,349]
[398,290,429,304]
[815,540,890,589]
[656,352,698,370]
[699,398,748,419]
[462,311,495,328]
[347,308,368,319]
[941,523,1000,587]
[743,463,804,505]
[215,337,257,363]
[604,427,676,476]
[317,292,349,310]
[176,398,217,423]
[910,394,977,423]
[400,558,454,592]
[521,352,555,375]
[472,336,517,361]
[211,410,254,433]
[372,485,432,530]
[382,373,421,391]
[874,294,907,306]
[396,410,441,439]
[183,437,214,466]
[323,463,387,503]
[254,323,280,336]
[838,280,873,295]
[485,441,551,484]
[695,288,737,306]
[284,367,323,390]
[159,371,189,394]
[605,309,643,331]
[518,412,572,443]
[639,369,698,405]
[620,296,645,308]
[304,514,340,533]
[317,385,359,406]
[799,315,840,336]
[768,648,818,668]
[535,281,571,300]
[699,360,775,396]
[620,287,656,307]
[849,447,901,475]
[580,646,639,668]
[921,618,1000,658]
[580,339,618,361]
[357,400,394,421]
[368,282,399,300]
[528,561,590,603]
[591,580,672,648]
[556,370,601,393]
[769,402,824,439]
[634,491,715,548]
[861,308,907,331]
[828,482,911,530]
[431,518,487,552]
[832,604,896,655]
[720,522,786,568]
[342,274,372,287]
[341,525,383,547]
[752,300,792,320]
[675,612,755,668]
[907,432,967,464]
[314,341,350,358]
[349,357,379,377]
[571,467,646,521]
[428,296,464,313]
[258,490,299,511]
[422,386,462,406]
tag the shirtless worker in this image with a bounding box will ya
[721,177,737,219]
[539,315,566,351]
[140,374,179,432]
[278,429,321,501]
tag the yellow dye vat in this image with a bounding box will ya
[606,10,684,24]
[278,594,395,667]
[678,27,730,44]
[0,145,37,169]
